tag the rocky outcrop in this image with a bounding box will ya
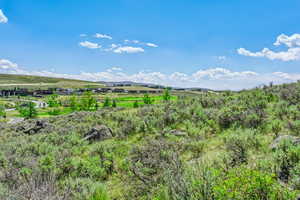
[83,125,113,142]
[270,135,300,150]
[168,130,187,137]
[18,120,49,135]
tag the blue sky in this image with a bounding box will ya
[1,0,300,90]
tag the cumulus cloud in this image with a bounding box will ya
[238,33,300,61]
[94,33,112,40]
[79,41,101,49]
[111,67,122,71]
[0,59,18,69]
[106,67,123,72]
[274,34,300,47]
[2,59,300,90]
[0,9,8,23]
[124,40,158,47]
[218,56,226,61]
[238,47,300,61]
[146,43,158,48]
[192,68,258,80]
[113,46,145,54]
[78,34,157,53]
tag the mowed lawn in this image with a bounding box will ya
[114,95,177,107]
[3,94,177,118]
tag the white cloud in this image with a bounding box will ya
[217,56,226,61]
[124,40,158,48]
[94,33,112,40]
[272,71,300,81]
[170,72,188,81]
[113,46,145,54]
[192,68,258,80]
[238,48,264,57]
[0,9,8,23]
[238,47,300,61]
[80,34,87,37]
[106,67,123,72]
[111,44,118,49]
[2,59,300,90]
[0,59,18,69]
[146,43,158,48]
[238,33,300,61]
[274,34,300,47]
[111,67,122,71]
[79,41,101,49]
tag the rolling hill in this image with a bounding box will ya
[0,74,104,89]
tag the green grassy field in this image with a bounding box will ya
[1,93,177,118]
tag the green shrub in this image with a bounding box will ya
[163,88,171,101]
[112,100,117,108]
[17,101,38,118]
[185,163,219,200]
[0,105,6,118]
[274,140,300,182]
[143,93,153,104]
[88,183,110,200]
[103,97,111,107]
[133,100,139,108]
[213,167,296,200]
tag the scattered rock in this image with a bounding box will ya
[18,120,49,135]
[83,125,113,142]
[270,135,300,150]
[168,130,187,137]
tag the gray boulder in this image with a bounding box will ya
[20,120,49,135]
[270,135,300,150]
[168,130,187,137]
[83,125,113,142]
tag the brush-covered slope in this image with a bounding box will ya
[0,81,300,199]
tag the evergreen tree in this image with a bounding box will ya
[162,88,171,101]
[0,105,6,118]
[70,95,78,111]
[103,97,111,107]
[133,100,139,108]
[80,92,97,111]
[47,94,60,107]
[112,99,117,107]
[143,93,152,104]
[18,102,38,118]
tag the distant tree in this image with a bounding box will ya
[70,95,79,111]
[47,94,60,107]
[80,92,97,111]
[103,97,111,107]
[0,105,6,118]
[18,102,37,118]
[133,100,139,108]
[143,93,152,105]
[95,101,99,110]
[162,88,171,101]
[112,99,117,108]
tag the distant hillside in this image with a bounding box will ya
[99,81,166,88]
[0,74,104,89]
